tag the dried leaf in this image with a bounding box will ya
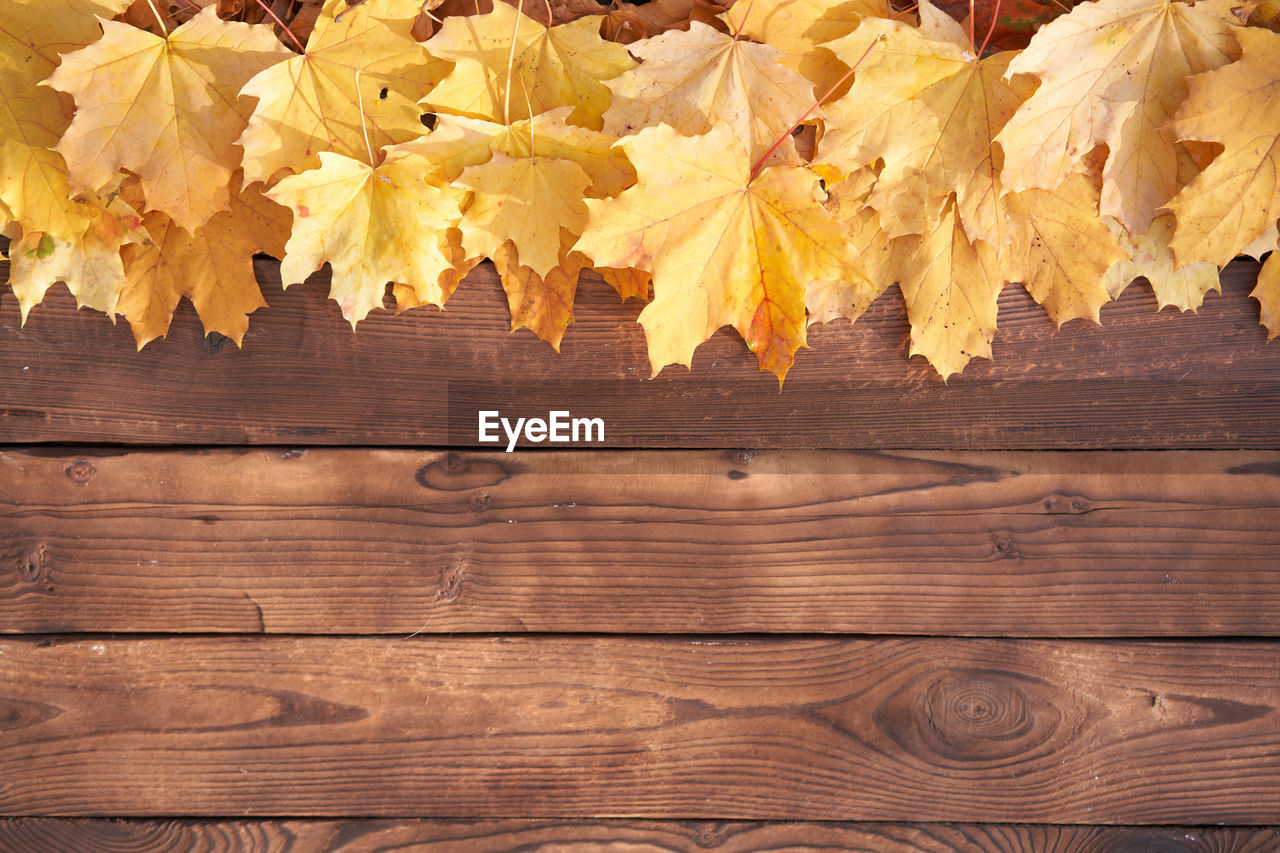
[48,8,291,230]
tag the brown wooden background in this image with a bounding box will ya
[3,258,1280,851]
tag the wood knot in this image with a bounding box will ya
[1042,495,1091,514]
[416,455,508,492]
[993,535,1019,558]
[64,458,96,485]
[469,493,493,513]
[439,554,469,602]
[876,668,1062,766]
[690,822,734,848]
[18,543,49,584]
[731,450,754,465]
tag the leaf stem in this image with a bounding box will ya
[747,33,882,184]
[354,68,377,167]
[731,0,755,38]
[502,3,523,126]
[978,0,1003,56]
[968,0,975,53]
[253,0,308,53]
[143,0,169,37]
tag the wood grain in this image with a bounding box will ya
[5,448,1280,636]
[2,818,1278,852]
[2,636,1278,821]
[2,259,1278,448]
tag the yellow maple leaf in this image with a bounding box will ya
[600,21,816,162]
[1241,221,1279,260]
[720,0,887,93]
[1166,26,1280,267]
[0,0,132,239]
[454,152,591,277]
[47,7,291,232]
[7,193,148,321]
[598,266,651,302]
[492,230,591,350]
[722,0,886,54]
[1001,173,1126,325]
[1105,213,1221,311]
[575,122,866,380]
[238,0,447,185]
[268,147,467,325]
[393,112,635,346]
[817,14,1032,242]
[422,3,635,130]
[996,0,1240,236]
[891,199,1002,379]
[404,109,636,197]
[0,0,131,76]
[392,227,482,314]
[119,180,291,348]
[1253,250,1280,338]
[807,168,890,325]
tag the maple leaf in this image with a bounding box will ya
[492,230,591,349]
[268,146,467,325]
[1241,221,1279,260]
[720,0,888,93]
[1105,213,1220,311]
[404,109,636,197]
[1254,249,1280,339]
[0,0,132,239]
[454,152,591,277]
[891,198,1002,379]
[807,168,890,325]
[396,110,634,344]
[1165,25,1280,267]
[237,0,447,185]
[404,112,620,278]
[7,192,148,321]
[600,21,816,162]
[119,179,291,347]
[392,227,482,313]
[722,0,887,54]
[995,0,1240,236]
[422,3,635,130]
[575,122,867,379]
[47,7,291,232]
[1000,173,1125,325]
[815,11,1033,242]
[0,0,131,76]
[598,266,651,302]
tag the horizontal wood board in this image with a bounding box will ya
[2,259,1278,449]
[5,447,1280,636]
[2,818,1278,852]
[2,636,1278,821]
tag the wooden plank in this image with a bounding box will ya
[5,448,1280,636]
[2,636,1278,821]
[2,259,1278,449]
[2,818,1278,852]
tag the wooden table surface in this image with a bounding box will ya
[2,258,1279,851]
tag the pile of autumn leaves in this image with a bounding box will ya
[3,0,1279,379]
